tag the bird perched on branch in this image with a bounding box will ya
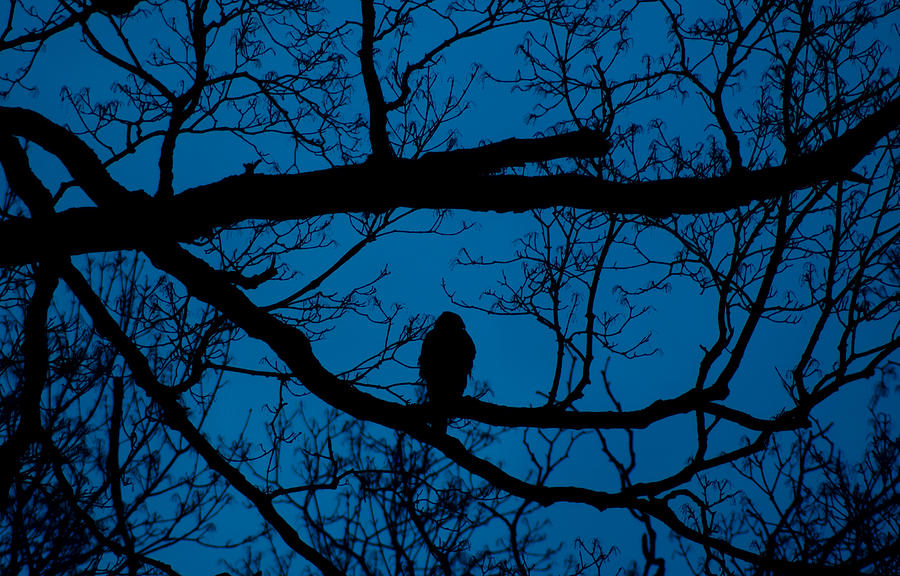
[418,311,475,434]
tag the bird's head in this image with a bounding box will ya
[435,311,465,330]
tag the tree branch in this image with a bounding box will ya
[60,262,347,576]
[359,0,393,161]
[1,94,898,266]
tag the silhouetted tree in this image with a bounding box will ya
[1,1,899,575]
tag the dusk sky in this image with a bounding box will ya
[2,1,899,575]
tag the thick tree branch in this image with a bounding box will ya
[2,95,899,265]
[0,107,130,206]
[0,132,53,212]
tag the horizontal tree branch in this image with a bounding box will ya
[456,396,808,432]
[1,94,899,266]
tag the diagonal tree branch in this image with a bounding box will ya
[125,243,882,576]
[60,262,347,576]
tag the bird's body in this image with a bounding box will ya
[418,312,475,433]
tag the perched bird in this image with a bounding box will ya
[418,311,475,434]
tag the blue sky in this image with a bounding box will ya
[3,1,899,575]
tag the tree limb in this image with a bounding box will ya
[2,95,898,265]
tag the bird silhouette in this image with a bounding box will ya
[418,311,475,434]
